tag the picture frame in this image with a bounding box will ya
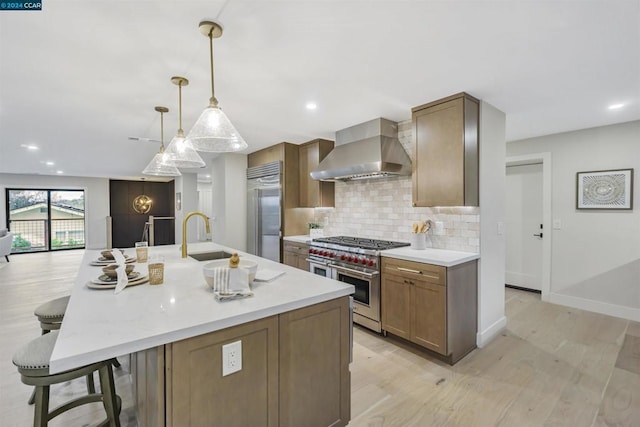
[576,168,633,210]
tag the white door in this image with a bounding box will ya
[506,163,543,291]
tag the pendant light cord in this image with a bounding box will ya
[208,30,218,107]
[178,81,184,133]
[160,111,165,150]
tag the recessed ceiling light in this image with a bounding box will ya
[45,161,54,166]
[608,103,625,110]
[56,170,64,174]
[306,102,317,110]
[20,144,39,150]
[206,174,211,178]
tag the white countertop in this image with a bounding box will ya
[49,242,354,374]
[381,246,479,267]
[283,235,311,244]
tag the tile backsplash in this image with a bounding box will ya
[312,120,480,253]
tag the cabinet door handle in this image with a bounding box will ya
[396,267,422,275]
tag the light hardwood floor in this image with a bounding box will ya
[1,251,638,426]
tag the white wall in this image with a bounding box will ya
[174,173,199,244]
[477,101,507,347]
[0,173,110,249]
[210,153,247,251]
[506,120,640,320]
[197,181,213,241]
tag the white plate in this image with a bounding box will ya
[92,272,141,285]
[86,275,149,289]
[89,257,136,266]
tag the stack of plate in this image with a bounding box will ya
[87,271,149,290]
[89,255,136,266]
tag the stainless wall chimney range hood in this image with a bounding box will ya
[310,118,412,182]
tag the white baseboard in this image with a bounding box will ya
[476,315,507,348]
[549,293,640,322]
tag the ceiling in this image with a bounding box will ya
[1,1,638,181]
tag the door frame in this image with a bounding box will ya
[505,152,552,301]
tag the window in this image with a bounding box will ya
[6,189,86,253]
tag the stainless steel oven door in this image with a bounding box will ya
[307,259,337,279]
[334,265,380,324]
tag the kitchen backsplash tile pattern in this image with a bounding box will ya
[313,120,480,253]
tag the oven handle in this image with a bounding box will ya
[305,258,328,266]
[334,265,379,279]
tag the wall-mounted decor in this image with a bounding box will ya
[576,169,633,210]
[133,194,153,214]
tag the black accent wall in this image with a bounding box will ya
[109,180,175,248]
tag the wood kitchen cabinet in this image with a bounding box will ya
[298,139,335,208]
[133,297,351,426]
[381,257,477,364]
[412,92,479,207]
[283,240,309,271]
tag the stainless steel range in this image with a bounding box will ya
[307,236,410,332]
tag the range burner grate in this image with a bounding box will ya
[312,236,409,250]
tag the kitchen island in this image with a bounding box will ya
[50,242,354,426]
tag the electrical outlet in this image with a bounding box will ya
[222,340,242,376]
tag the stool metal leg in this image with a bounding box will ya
[87,373,96,394]
[33,385,50,427]
[97,364,121,427]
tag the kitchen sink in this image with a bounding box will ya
[188,251,234,261]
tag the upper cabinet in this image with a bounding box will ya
[411,92,479,207]
[299,139,335,208]
[248,143,309,237]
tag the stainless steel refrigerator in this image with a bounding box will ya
[247,161,281,262]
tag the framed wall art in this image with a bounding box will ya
[576,168,633,210]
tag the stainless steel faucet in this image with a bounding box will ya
[181,211,211,258]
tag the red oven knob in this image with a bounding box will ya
[323,251,329,256]
[361,258,368,265]
[329,252,335,258]
[368,260,375,267]
[340,254,346,261]
[347,256,353,262]
[312,249,318,254]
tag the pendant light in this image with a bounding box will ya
[187,20,248,153]
[164,76,206,168]
[142,106,182,177]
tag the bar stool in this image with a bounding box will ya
[30,297,121,404]
[13,330,121,427]
[34,296,69,334]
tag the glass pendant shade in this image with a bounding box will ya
[189,20,248,153]
[143,149,181,176]
[142,105,181,177]
[188,105,248,152]
[163,130,205,168]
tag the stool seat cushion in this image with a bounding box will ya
[34,296,70,319]
[12,330,58,371]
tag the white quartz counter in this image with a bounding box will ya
[49,242,354,374]
[381,246,479,267]
[283,235,311,244]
